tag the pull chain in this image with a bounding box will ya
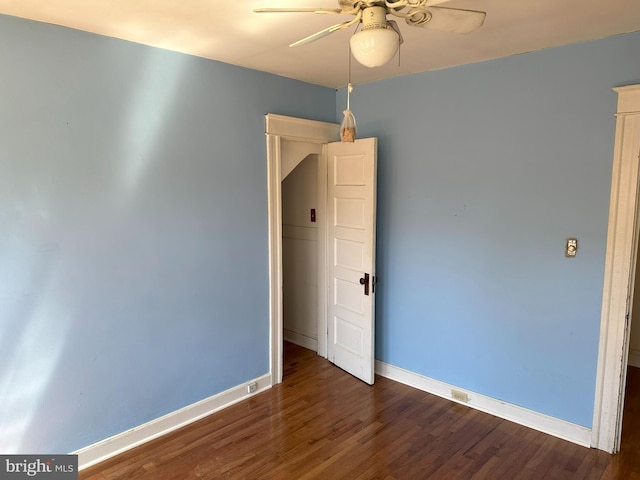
[340,44,357,143]
[347,43,352,111]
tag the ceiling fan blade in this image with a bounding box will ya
[289,11,362,47]
[254,8,342,14]
[289,21,351,47]
[416,6,486,33]
[385,0,451,7]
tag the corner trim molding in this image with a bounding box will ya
[375,361,591,448]
[73,374,272,471]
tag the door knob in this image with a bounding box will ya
[359,273,370,296]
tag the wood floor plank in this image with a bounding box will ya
[80,345,640,480]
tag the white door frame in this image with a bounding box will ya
[592,84,640,452]
[265,114,339,385]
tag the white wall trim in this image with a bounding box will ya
[283,224,318,242]
[591,84,640,453]
[629,349,640,369]
[284,329,318,352]
[266,113,338,141]
[267,131,284,385]
[376,361,592,448]
[74,374,272,471]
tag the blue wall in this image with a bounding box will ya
[0,15,335,453]
[339,31,640,427]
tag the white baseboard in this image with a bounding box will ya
[284,329,318,352]
[375,361,592,448]
[73,373,272,470]
[629,349,640,368]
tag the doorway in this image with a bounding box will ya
[591,84,640,452]
[616,145,640,452]
[282,153,320,352]
[265,114,338,385]
[265,114,379,387]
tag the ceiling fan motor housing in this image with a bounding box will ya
[361,6,389,30]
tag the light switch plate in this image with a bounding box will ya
[566,238,578,257]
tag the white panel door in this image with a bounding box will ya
[327,138,377,384]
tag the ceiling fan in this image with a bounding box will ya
[254,0,487,67]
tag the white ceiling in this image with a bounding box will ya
[0,0,638,88]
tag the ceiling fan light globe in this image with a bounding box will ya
[349,28,399,68]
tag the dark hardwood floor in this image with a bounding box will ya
[80,344,640,479]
